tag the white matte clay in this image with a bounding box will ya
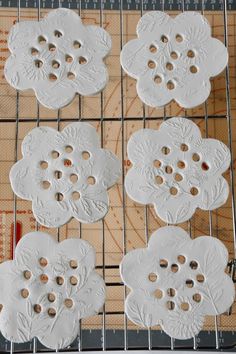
[4,8,111,109]
[10,122,121,227]
[120,11,228,108]
[0,232,105,350]
[120,226,235,339]
[125,117,230,224]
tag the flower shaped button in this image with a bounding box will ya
[120,11,228,108]
[0,231,105,350]
[120,226,235,339]
[10,122,121,227]
[125,117,230,224]
[4,8,111,109]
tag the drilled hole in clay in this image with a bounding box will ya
[39,257,48,267]
[170,51,178,59]
[166,62,173,71]
[38,35,46,45]
[154,289,163,299]
[167,80,175,90]
[65,145,73,153]
[67,72,76,80]
[190,65,198,74]
[55,192,64,201]
[165,166,173,174]
[187,49,195,58]
[31,47,39,56]
[161,35,168,43]
[177,160,185,169]
[161,146,170,155]
[52,60,60,69]
[65,54,73,63]
[56,276,64,285]
[196,274,205,283]
[73,40,81,49]
[177,255,186,264]
[49,73,57,82]
[171,264,179,273]
[54,30,63,38]
[174,173,183,182]
[70,260,78,269]
[34,59,43,68]
[64,298,73,308]
[48,308,56,317]
[23,270,32,280]
[40,274,48,284]
[87,176,96,185]
[64,158,72,167]
[167,288,176,297]
[40,161,48,169]
[34,304,42,313]
[166,301,175,310]
[159,259,168,268]
[48,293,56,302]
[72,191,80,201]
[170,187,178,196]
[190,187,199,196]
[78,56,87,65]
[82,151,90,160]
[42,181,50,190]
[54,170,62,179]
[201,162,209,171]
[148,60,156,69]
[186,279,194,288]
[70,276,78,286]
[148,273,157,282]
[149,44,157,53]
[180,143,188,151]
[155,176,164,185]
[192,153,200,162]
[153,159,162,168]
[0,305,3,312]
[193,293,202,303]
[154,75,162,84]
[181,302,190,311]
[176,34,183,42]
[21,288,29,298]
[190,260,198,270]
[51,150,59,159]
[70,174,78,183]
[48,43,56,52]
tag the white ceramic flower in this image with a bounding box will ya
[4,8,111,109]
[10,122,121,227]
[120,226,235,339]
[125,117,230,224]
[120,11,228,108]
[0,231,105,350]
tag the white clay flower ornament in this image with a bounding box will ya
[125,117,230,224]
[120,226,235,339]
[4,8,111,109]
[0,231,105,350]
[120,11,228,108]
[10,122,121,227]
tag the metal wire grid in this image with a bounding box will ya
[2,0,236,352]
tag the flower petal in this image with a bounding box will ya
[86,25,112,58]
[4,54,33,90]
[60,122,100,150]
[35,82,76,110]
[21,126,57,157]
[175,12,211,39]
[136,11,171,38]
[7,21,40,53]
[203,38,228,77]
[10,158,37,200]
[160,117,202,141]
[200,177,229,211]
[32,199,71,227]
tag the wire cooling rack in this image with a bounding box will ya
[0,0,236,352]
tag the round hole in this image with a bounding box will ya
[78,56,87,65]
[192,153,200,162]
[42,181,50,190]
[64,298,73,308]
[180,143,188,151]
[49,73,57,82]
[161,146,170,155]
[176,34,183,42]
[167,288,176,297]
[148,60,156,69]
[170,51,178,59]
[39,257,48,267]
[177,255,186,264]
[155,175,164,185]
[166,301,175,310]
[70,174,78,183]
[190,260,198,270]
[193,293,202,303]
[56,276,64,285]
[159,259,168,268]
[196,274,205,283]
[171,264,179,273]
[55,192,64,202]
[48,43,56,52]
[166,80,175,90]
[34,59,43,68]
[31,47,39,56]
[149,44,157,53]
[174,173,183,182]
[51,150,59,159]
[187,49,195,58]
[65,145,73,153]
[154,289,163,299]
[190,187,199,196]
[73,40,81,49]
[170,187,178,196]
[0,304,3,312]
[72,191,80,201]
[70,276,78,286]
[153,159,161,168]
[64,159,72,167]
[82,151,90,160]
[177,160,185,169]
[48,308,56,318]
[54,170,62,179]
[154,75,162,84]
[21,288,29,298]
[40,161,48,170]
[52,60,60,69]
[65,54,73,63]
[201,162,209,171]
[190,65,198,74]
[23,270,31,280]
[165,166,173,174]
[67,72,76,80]
[166,62,173,71]
[48,293,56,302]
[38,35,46,45]
[40,274,48,284]
[148,273,157,282]
[161,35,168,43]
[54,30,63,38]
[87,176,96,185]
[181,302,189,311]
[69,260,78,269]
[186,279,194,288]
[34,304,42,314]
